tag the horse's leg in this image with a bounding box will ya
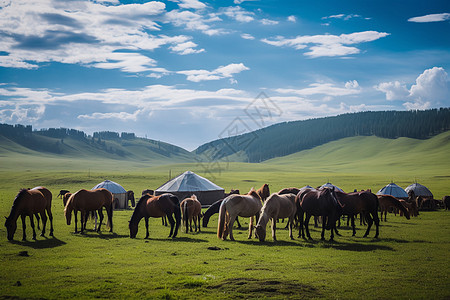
[97,209,104,232]
[236,216,242,228]
[227,214,236,241]
[145,217,149,239]
[21,215,27,241]
[247,216,253,240]
[74,211,78,233]
[39,211,47,237]
[305,214,312,240]
[80,211,86,233]
[320,216,326,240]
[47,207,54,237]
[35,213,41,230]
[363,214,373,237]
[329,221,335,241]
[166,214,176,238]
[373,212,380,238]
[351,215,356,236]
[29,214,37,240]
[271,218,277,242]
[288,216,294,240]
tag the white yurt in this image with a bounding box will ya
[376,183,408,199]
[320,182,344,192]
[92,180,128,209]
[405,183,433,199]
[155,171,225,206]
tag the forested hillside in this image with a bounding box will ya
[0,124,194,162]
[195,108,450,162]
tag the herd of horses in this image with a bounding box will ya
[4,183,449,242]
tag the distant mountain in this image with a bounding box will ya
[195,108,450,163]
[0,124,195,164]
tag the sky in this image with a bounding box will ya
[0,0,449,151]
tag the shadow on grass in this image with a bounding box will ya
[10,236,66,249]
[72,231,129,240]
[302,239,395,251]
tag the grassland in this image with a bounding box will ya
[0,133,449,299]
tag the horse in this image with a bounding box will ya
[256,184,270,202]
[30,186,54,232]
[64,188,113,233]
[5,188,54,241]
[202,190,241,228]
[129,193,181,239]
[334,190,381,238]
[255,193,297,242]
[298,188,343,241]
[377,194,410,222]
[62,192,72,207]
[399,199,419,217]
[217,188,262,241]
[127,190,135,207]
[180,195,202,233]
[444,196,450,210]
[141,189,168,226]
[278,187,300,195]
[57,189,70,198]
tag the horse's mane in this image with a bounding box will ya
[248,188,261,200]
[135,194,152,210]
[8,189,28,217]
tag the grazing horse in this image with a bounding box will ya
[217,188,262,241]
[444,196,450,210]
[399,200,419,217]
[5,188,54,241]
[180,195,202,233]
[64,188,113,233]
[127,190,135,207]
[57,189,70,198]
[256,184,270,202]
[30,186,54,232]
[129,193,181,239]
[335,190,381,238]
[255,193,297,242]
[202,190,241,228]
[378,195,410,222]
[299,188,343,241]
[62,193,72,207]
[278,187,301,195]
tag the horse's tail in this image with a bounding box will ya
[170,195,181,228]
[217,200,227,239]
[183,201,189,233]
[103,190,114,231]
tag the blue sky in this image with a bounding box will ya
[0,0,449,150]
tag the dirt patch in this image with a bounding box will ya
[207,278,320,299]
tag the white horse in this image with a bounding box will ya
[217,188,262,241]
[255,193,297,242]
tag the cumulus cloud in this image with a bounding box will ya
[241,33,255,40]
[261,31,390,58]
[260,18,279,25]
[376,67,450,109]
[171,0,207,10]
[287,15,297,23]
[408,13,450,23]
[177,63,249,82]
[222,6,254,23]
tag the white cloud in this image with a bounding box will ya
[408,13,450,23]
[322,14,365,21]
[241,33,255,40]
[261,31,390,58]
[376,67,450,109]
[165,9,225,35]
[260,18,278,25]
[177,63,249,82]
[275,81,361,97]
[171,0,207,10]
[169,41,205,55]
[287,15,296,23]
[78,110,142,121]
[222,6,254,23]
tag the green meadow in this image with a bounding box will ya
[0,133,449,299]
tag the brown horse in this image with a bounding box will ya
[399,200,419,217]
[5,188,54,241]
[202,189,242,228]
[255,193,297,242]
[217,188,262,241]
[62,192,72,207]
[64,188,113,233]
[180,195,202,233]
[298,188,344,241]
[444,196,450,210]
[278,187,301,195]
[378,194,410,222]
[129,193,181,239]
[30,186,54,232]
[335,190,380,238]
[256,183,270,202]
[127,190,135,207]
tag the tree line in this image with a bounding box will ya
[195,108,450,162]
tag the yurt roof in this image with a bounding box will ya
[405,183,433,198]
[92,180,127,194]
[320,183,344,192]
[376,183,408,198]
[156,171,224,192]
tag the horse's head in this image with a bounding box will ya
[64,207,72,225]
[129,219,138,238]
[255,224,266,242]
[4,216,16,241]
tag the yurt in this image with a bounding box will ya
[155,171,225,206]
[92,180,128,209]
[376,183,408,199]
[405,183,433,199]
[320,182,344,192]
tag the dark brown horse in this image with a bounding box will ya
[378,194,410,222]
[129,193,181,239]
[256,183,270,202]
[5,188,54,241]
[62,192,72,207]
[444,196,450,210]
[127,190,135,207]
[298,188,343,241]
[64,188,113,233]
[180,195,202,233]
[278,187,301,195]
[335,190,381,238]
[202,189,241,228]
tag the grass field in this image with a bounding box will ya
[0,133,449,299]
